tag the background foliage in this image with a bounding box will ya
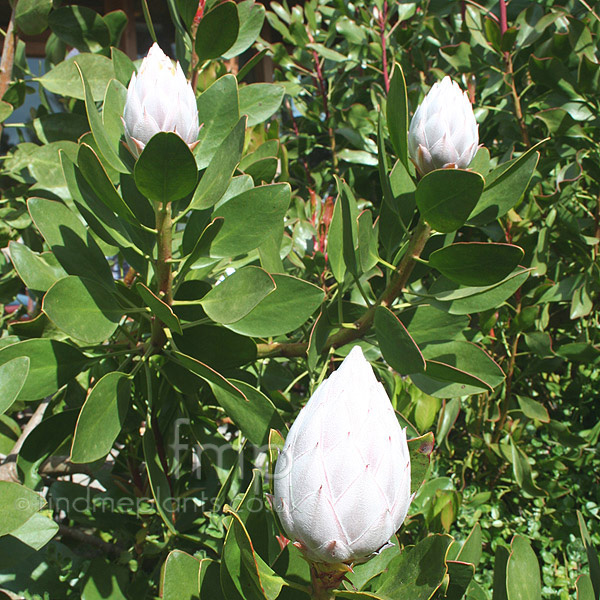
[0,0,599,598]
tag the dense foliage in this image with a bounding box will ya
[0,0,598,598]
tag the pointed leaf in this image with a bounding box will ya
[191,117,246,210]
[375,306,425,374]
[0,357,30,415]
[0,482,45,536]
[506,535,541,600]
[76,63,128,173]
[137,283,182,334]
[387,63,409,168]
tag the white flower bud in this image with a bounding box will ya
[273,346,411,564]
[122,43,200,157]
[408,76,479,175]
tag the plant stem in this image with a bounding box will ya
[494,294,522,443]
[256,219,431,358]
[499,0,507,35]
[151,202,173,348]
[499,1,530,148]
[0,0,18,139]
[379,0,390,93]
[307,27,338,173]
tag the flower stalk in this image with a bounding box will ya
[151,201,173,348]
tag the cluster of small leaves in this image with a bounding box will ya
[0,0,598,598]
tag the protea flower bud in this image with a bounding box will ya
[122,43,200,157]
[273,346,411,565]
[408,76,479,175]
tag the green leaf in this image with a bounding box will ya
[428,243,524,286]
[137,283,182,334]
[200,266,275,324]
[43,276,123,344]
[432,269,530,315]
[70,372,130,464]
[77,145,135,220]
[376,534,452,600]
[195,1,239,61]
[62,153,145,254]
[328,195,345,283]
[17,410,79,488]
[143,426,177,534]
[177,217,224,283]
[135,132,198,203]
[336,177,359,277]
[375,306,425,375]
[222,507,286,600]
[223,0,266,59]
[416,169,484,233]
[111,47,136,87]
[36,53,114,101]
[9,241,67,292]
[358,210,378,273]
[226,274,324,337]
[0,357,30,415]
[211,183,290,257]
[456,523,482,567]
[82,560,128,600]
[0,100,13,123]
[400,305,468,345]
[509,437,546,497]
[408,432,434,495]
[171,351,248,403]
[412,341,504,398]
[469,141,544,225]
[48,6,110,52]
[506,535,541,600]
[0,339,86,402]
[516,396,550,422]
[446,561,475,600]
[10,513,59,551]
[239,84,285,127]
[28,197,113,285]
[32,113,88,143]
[103,10,128,47]
[0,482,45,537]
[15,0,52,35]
[77,65,129,174]
[387,63,409,168]
[161,551,201,600]
[191,117,246,210]
[173,325,256,371]
[212,379,285,446]
[377,114,398,216]
[196,74,240,170]
[492,545,510,600]
[577,511,600,600]
[576,574,596,600]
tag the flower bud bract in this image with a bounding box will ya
[273,346,411,564]
[122,43,200,157]
[408,76,479,175]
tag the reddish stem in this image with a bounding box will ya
[379,1,390,93]
[499,0,508,35]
